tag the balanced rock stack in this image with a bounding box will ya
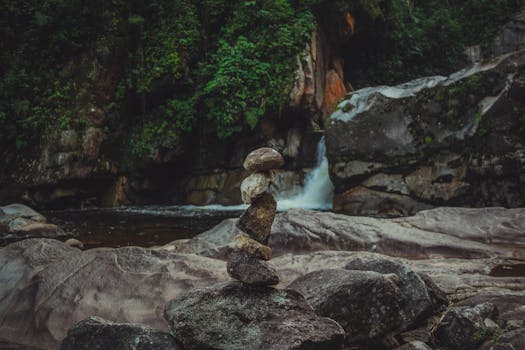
[226,147,284,286]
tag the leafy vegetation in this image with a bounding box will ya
[0,0,523,157]
[345,0,524,87]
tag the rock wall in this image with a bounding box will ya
[289,4,351,122]
[326,50,525,216]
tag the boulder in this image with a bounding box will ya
[164,280,345,350]
[60,316,182,350]
[240,171,273,204]
[237,192,276,244]
[344,256,448,328]
[326,50,525,216]
[227,250,279,285]
[64,238,84,249]
[433,302,499,350]
[0,203,65,239]
[288,269,404,343]
[243,148,284,172]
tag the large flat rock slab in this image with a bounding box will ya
[0,238,228,349]
[175,207,525,259]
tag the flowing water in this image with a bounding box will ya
[275,137,334,210]
[3,138,334,249]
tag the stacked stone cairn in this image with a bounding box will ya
[226,147,284,286]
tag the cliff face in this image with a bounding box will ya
[1,1,523,210]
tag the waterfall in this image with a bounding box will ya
[275,137,334,210]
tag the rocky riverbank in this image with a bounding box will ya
[1,205,524,349]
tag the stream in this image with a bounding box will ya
[3,138,334,249]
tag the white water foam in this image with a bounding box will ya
[111,137,334,215]
[275,137,334,210]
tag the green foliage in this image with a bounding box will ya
[200,0,315,137]
[346,0,524,87]
[1,0,523,158]
[0,0,127,149]
[122,0,317,153]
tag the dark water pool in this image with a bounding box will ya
[41,205,244,249]
[489,263,525,277]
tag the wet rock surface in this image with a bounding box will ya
[60,316,182,350]
[326,50,525,216]
[164,280,345,350]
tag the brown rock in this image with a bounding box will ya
[237,192,276,244]
[321,69,347,120]
[243,148,284,172]
[64,238,84,249]
[234,233,272,260]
